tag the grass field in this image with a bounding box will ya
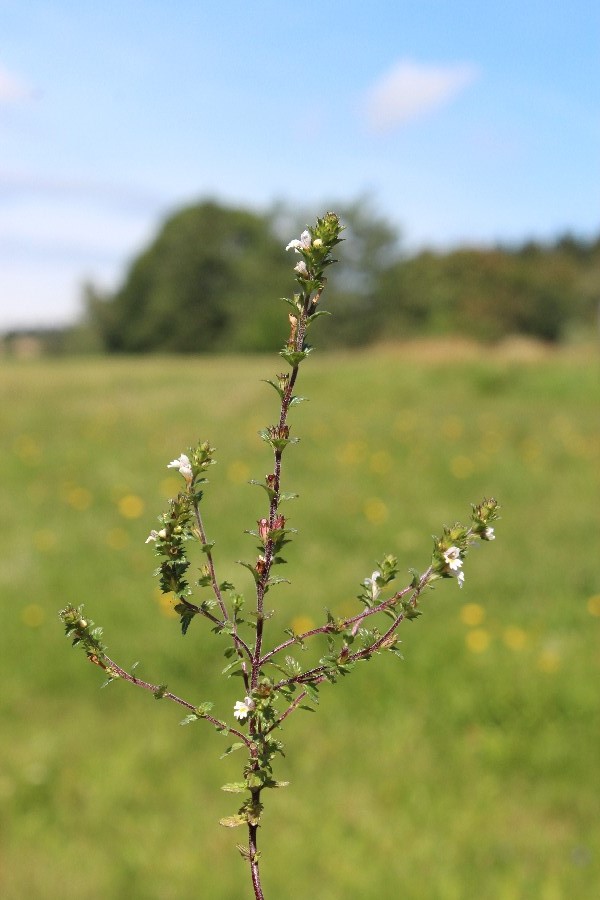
[1,342,599,899]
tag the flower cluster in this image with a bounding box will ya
[283,214,343,298]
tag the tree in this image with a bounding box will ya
[87,201,291,353]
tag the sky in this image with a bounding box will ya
[1,0,598,331]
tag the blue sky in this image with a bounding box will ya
[1,0,598,330]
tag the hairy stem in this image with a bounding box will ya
[248,820,264,900]
[90,654,254,748]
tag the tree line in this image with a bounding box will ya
[9,198,598,356]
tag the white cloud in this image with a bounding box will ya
[0,197,157,329]
[364,59,479,132]
[0,64,33,104]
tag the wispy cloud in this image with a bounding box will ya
[0,171,166,215]
[363,59,479,132]
[0,64,34,104]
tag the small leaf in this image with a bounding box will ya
[249,480,277,501]
[279,349,310,368]
[284,655,302,675]
[237,560,260,584]
[219,815,247,828]
[304,683,320,704]
[180,713,200,726]
[219,580,236,592]
[281,295,303,312]
[222,658,242,676]
[174,601,197,636]
[283,627,305,648]
[262,379,285,399]
[221,782,248,793]
[220,742,246,759]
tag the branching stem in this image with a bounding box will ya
[92,654,254,749]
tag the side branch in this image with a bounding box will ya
[90,655,254,749]
[270,569,433,691]
[191,496,229,621]
[259,579,421,667]
[179,597,253,666]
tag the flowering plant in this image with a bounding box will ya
[60,212,499,900]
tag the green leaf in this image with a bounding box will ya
[249,479,277,501]
[283,627,305,648]
[222,658,243,676]
[219,815,247,828]
[279,347,312,368]
[219,580,236,592]
[304,683,320,704]
[221,782,248,793]
[180,713,200,726]
[200,541,215,554]
[284,655,302,675]
[237,560,260,584]
[153,684,168,700]
[263,379,285,399]
[220,742,246,759]
[281,295,303,313]
[174,603,196,636]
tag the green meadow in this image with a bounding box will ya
[1,343,599,899]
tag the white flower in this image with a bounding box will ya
[363,570,381,602]
[483,527,495,541]
[145,528,167,544]
[442,546,463,572]
[285,229,312,252]
[167,453,193,482]
[443,546,465,587]
[294,260,309,277]
[233,697,255,721]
